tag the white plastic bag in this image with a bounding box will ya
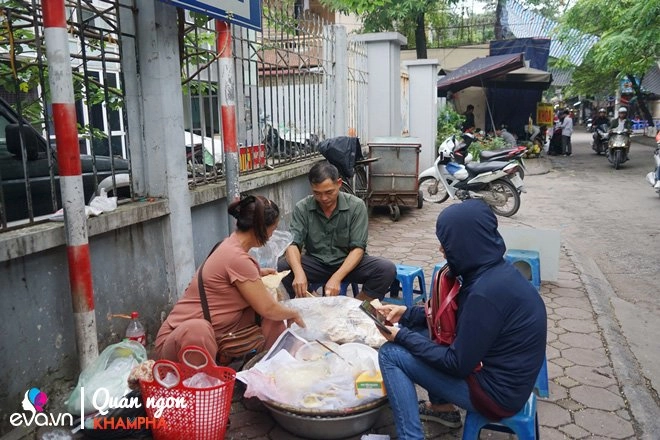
[65,340,147,415]
[89,188,118,213]
[183,372,223,389]
[249,230,293,268]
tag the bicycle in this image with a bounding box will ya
[340,157,379,203]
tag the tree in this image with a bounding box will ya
[319,0,455,59]
[560,0,660,125]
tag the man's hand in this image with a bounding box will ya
[323,275,342,296]
[375,304,407,324]
[292,272,309,298]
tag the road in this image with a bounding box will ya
[498,127,660,423]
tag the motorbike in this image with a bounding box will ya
[586,117,593,133]
[418,134,524,217]
[644,131,660,196]
[260,114,319,159]
[591,124,609,155]
[473,144,528,179]
[607,129,631,169]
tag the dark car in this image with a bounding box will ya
[0,97,130,223]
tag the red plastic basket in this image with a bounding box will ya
[140,346,236,440]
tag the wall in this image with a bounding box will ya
[401,44,489,70]
[0,165,314,429]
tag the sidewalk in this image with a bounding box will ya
[215,197,638,440]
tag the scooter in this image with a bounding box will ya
[607,129,631,169]
[591,124,609,155]
[473,144,528,179]
[260,114,319,159]
[418,134,524,217]
[644,131,660,196]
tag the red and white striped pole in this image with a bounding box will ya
[43,1,99,368]
[216,20,241,208]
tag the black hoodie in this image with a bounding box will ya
[395,200,547,418]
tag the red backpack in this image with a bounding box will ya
[425,264,461,345]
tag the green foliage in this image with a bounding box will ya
[468,136,506,161]
[560,0,660,81]
[436,107,464,146]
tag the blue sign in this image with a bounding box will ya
[160,0,262,31]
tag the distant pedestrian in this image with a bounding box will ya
[559,110,573,156]
[495,124,516,147]
[462,105,475,132]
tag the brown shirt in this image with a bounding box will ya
[160,233,261,342]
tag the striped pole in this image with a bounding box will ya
[216,20,241,213]
[43,0,99,369]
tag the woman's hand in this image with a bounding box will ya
[375,304,407,324]
[378,325,399,341]
[260,267,277,276]
[287,310,306,328]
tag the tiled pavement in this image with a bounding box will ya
[36,159,641,440]
[219,182,638,439]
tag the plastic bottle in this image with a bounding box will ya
[125,311,146,346]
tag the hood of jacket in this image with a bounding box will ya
[435,200,505,278]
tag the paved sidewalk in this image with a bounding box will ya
[217,196,639,440]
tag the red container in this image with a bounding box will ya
[140,346,235,440]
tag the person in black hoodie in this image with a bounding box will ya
[376,200,547,439]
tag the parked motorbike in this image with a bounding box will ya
[260,114,319,159]
[644,131,660,196]
[418,134,524,217]
[591,124,609,155]
[473,144,528,179]
[607,129,631,169]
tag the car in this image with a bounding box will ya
[0,96,130,223]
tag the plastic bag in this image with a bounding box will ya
[183,372,223,388]
[284,296,387,348]
[89,188,118,213]
[65,340,147,415]
[249,230,293,268]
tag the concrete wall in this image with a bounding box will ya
[401,45,490,70]
[0,165,315,427]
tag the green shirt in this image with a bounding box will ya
[290,192,368,266]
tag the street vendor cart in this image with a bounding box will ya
[367,137,423,221]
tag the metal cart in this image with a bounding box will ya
[367,137,423,221]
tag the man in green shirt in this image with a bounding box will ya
[278,161,396,300]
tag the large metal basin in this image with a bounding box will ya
[243,353,389,439]
[265,401,387,439]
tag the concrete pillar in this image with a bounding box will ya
[354,32,407,142]
[127,1,195,298]
[403,59,439,168]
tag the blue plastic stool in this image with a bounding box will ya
[505,249,541,291]
[385,264,426,307]
[462,392,539,440]
[431,260,448,285]
[535,355,549,398]
[308,282,359,296]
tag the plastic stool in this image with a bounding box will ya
[431,260,448,285]
[385,264,426,307]
[505,249,541,291]
[535,355,549,398]
[462,392,538,440]
[308,282,359,296]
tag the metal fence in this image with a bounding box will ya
[1,1,366,229]
[181,3,338,187]
[0,0,134,230]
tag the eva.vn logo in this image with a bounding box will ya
[10,388,74,427]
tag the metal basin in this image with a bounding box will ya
[243,352,389,439]
[265,402,387,439]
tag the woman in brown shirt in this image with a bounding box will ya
[155,195,305,362]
